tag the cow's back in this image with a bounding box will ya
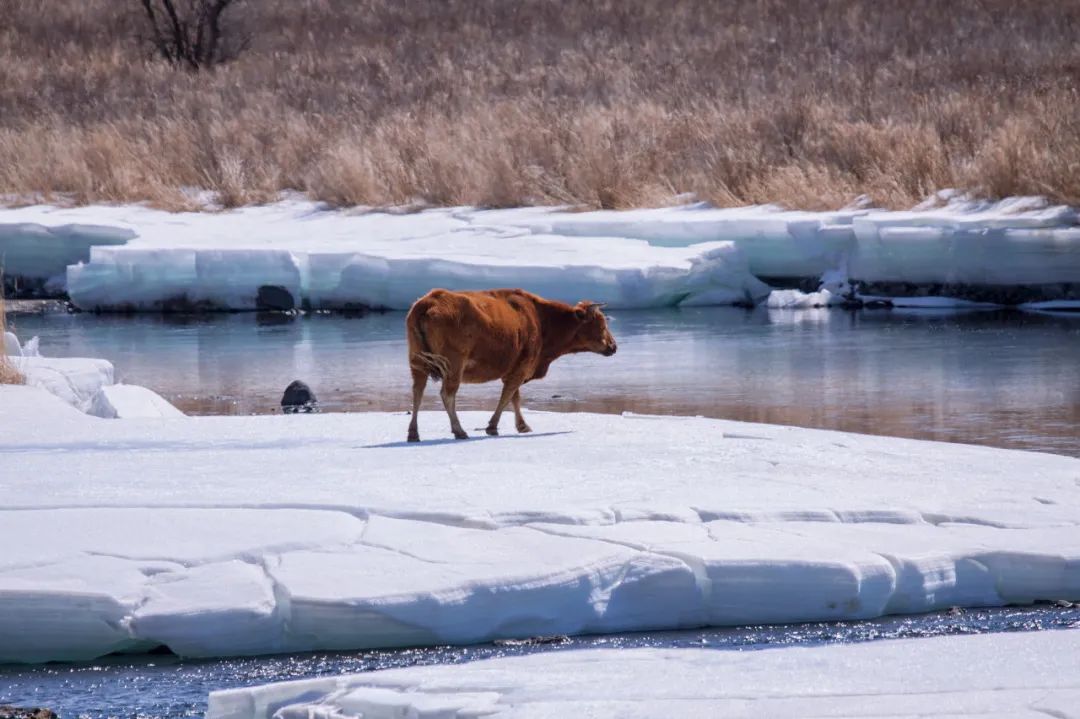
[408,289,543,383]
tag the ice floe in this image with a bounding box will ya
[206,628,1080,719]
[1,383,1077,663]
[1,196,1077,310]
[13,355,114,412]
[4,331,183,417]
[765,288,841,309]
[87,383,186,419]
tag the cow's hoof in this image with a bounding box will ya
[453,430,470,440]
[516,423,532,434]
[407,434,420,443]
[485,427,499,436]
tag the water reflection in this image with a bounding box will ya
[11,307,1080,456]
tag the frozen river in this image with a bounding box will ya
[5,304,1080,717]
[11,305,1080,456]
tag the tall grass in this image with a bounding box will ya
[1,0,1079,210]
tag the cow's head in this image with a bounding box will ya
[573,301,617,356]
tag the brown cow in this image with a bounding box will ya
[405,288,617,442]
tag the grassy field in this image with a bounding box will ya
[2,0,1078,210]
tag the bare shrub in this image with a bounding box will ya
[138,0,248,70]
[0,0,1078,210]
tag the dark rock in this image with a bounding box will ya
[0,707,58,719]
[281,380,317,413]
[157,295,224,314]
[339,302,371,317]
[758,276,823,293]
[256,285,296,312]
[2,275,53,300]
[255,312,297,327]
[1,299,72,315]
[852,280,1080,306]
[862,299,893,310]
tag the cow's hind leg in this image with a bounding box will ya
[511,389,531,433]
[441,361,469,440]
[407,368,427,442]
[486,378,524,436]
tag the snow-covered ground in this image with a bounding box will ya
[1,380,1077,664]
[207,628,1080,719]
[1,195,1077,311]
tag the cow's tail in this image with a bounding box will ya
[407,308,451,383]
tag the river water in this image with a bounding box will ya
[11,306,1080,456]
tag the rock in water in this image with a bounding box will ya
[256,285,296,312]
[281,380,317,413]
[0,708,57,719]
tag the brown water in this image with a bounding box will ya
[12,306,1080,456]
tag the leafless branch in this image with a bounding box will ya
[136,0,246,70]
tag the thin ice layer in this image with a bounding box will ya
[206,629,1080,719]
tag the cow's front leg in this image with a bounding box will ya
[511,389,531,433]
[486,379,523,436]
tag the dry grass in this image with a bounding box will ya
[1,0,1079,210]
[0,292,25,385]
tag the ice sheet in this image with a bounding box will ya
[2,196,1076,309]
[87,383,186,419]
[14,355,114,412]
[1,385,1077,663]
[206,629,1080,719]
[0,221,133,292]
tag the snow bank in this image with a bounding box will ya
[207,629,1080,719]
[3,330,22,357]
[1,388,1077,663]
[1,196,1076,310]
[487,203,859,280]
[14,355,114,412]
[87,383,186,419]
[309,242,768,310]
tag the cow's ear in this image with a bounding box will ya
[577,302,605,319]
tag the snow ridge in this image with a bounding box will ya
[1,505,1078,664]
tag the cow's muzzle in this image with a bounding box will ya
[602,343,617,356]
